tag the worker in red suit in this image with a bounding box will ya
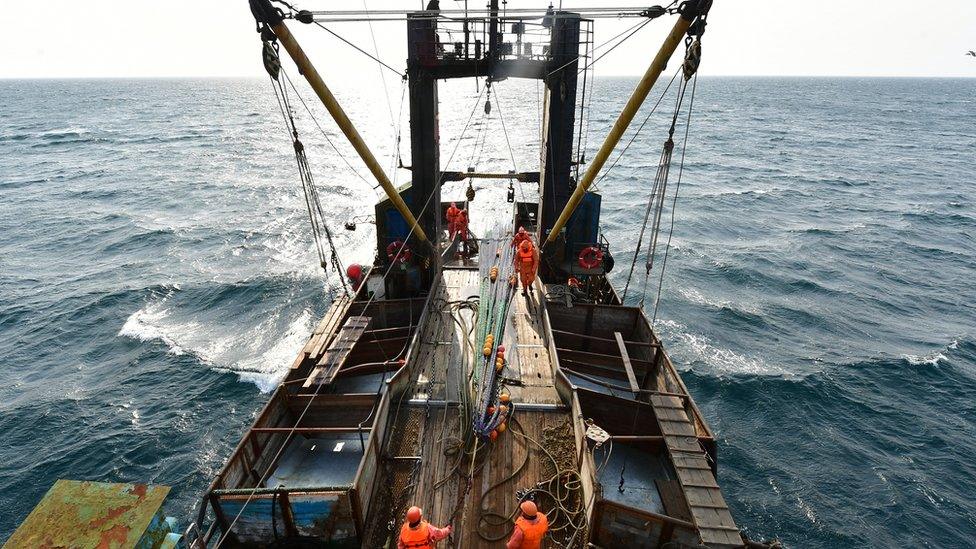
[512,226,530,249]
[455,208,470,256]
[398,506,452,549]
[515,238,539,296]
[506,500,549,549]
[446,202,461,239]
[345,263,365,291]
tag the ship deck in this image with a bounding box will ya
[363,268,576,548]
[201,261,744,548]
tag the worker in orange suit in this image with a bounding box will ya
[455,208,470,255]
[506,500,549,549]
[446,202,461,239]
[515,238,539,296]
[398,506,452,549]
[512,226,530,249]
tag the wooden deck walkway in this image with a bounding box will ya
[365,269,574,548]
[650,394,741,547]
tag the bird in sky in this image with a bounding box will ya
[967,50,976,57]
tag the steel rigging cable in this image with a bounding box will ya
[264,39,350,295]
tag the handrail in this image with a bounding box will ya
[212,485,350,496]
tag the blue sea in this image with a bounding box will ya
[1,76,974,547]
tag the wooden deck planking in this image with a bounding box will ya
[506,288,561,405]
[649,395,741,547]
[409,269,478,401]
[366,271,572,548]
[290,294,352,369]
[303,316,371,388]
[614,331,641,394]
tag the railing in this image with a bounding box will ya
[409,14,593,67]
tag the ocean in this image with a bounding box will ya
[0,76,974,547]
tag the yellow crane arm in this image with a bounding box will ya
[544,4,706,245]
[270,20,429,243]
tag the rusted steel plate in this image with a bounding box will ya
[5,479,171,549]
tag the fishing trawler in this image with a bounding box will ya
[7,1,779,548]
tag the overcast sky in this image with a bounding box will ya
[2,0,974,79]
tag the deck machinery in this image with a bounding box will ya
[7,1,776,549]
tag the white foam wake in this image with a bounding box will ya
[119,289,314,393]
[655,319,790,377]
[118,288,206,360]
[902,339,958,366]
[233,308,313,393]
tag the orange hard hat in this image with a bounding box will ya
[406,506,422,523]
[520,500,538,516]
[346,263,363,280]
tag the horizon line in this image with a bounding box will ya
[2,73,975,80]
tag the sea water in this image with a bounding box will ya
[1,76,974,547]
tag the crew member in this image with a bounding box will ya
[455,208,470,256]
[345,263,365,291]
[515,238,538,296]
[512,226,530,249]
[399,506,452,549]
[446,202,461,239]
[506,500,549,549]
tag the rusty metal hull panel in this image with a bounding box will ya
[216,491,358,547]
[4,480,172,549]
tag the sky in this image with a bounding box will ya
[1,0,974,79]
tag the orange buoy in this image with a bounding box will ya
[497,422,507,433]
[499,393,511,404]
[489,430,498,441]
[498,405,509,415]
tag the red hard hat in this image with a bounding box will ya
[346,263,363,280]
[520,500,538,516]
[406,506,422,523]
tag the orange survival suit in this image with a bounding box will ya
[512,226,530,249]
[506,500,549,549]
[515,239,539,292]
[446,203,461,239]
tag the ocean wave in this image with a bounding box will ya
[102,227,176,254]
[25,127,103,148]
[901,339,962,367]
[786,222,870,236]
[677,287,764,319]
[117,279,321,392]
[231,308,313,392]
[656,319,792,377]
[118,285,201,360]
[38,127,91,138]
[692,188,779,198]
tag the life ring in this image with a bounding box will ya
[386,240,412,263]
[578,246,604,270]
